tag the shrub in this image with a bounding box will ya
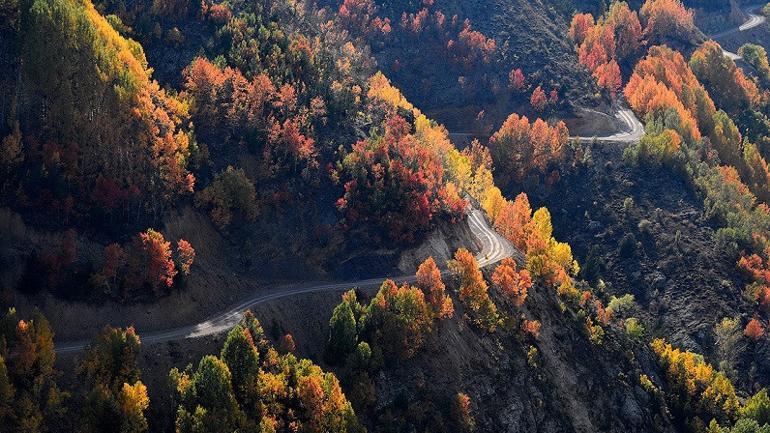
[625,317,645,339]
[607,294,636,316]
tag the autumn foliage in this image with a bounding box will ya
[449,249,498,331]
[448,20,497,68]
[651,338,740,427]
[482,191,578,297]
[569,2,641,95]
[738,248,770,310]
[125,229,176,294]
[745,318,766,341]
[0,309,62,433]
[79,326,148,433]
[488,113,569,185]
[625,45,713,143]
[338,0,392,38]
[195,166,259,229]
[172,311,363,432]
[19,0,194,221]
[336,114,465,244]
[327,264,451,364]
[508,68,526,91]
[416,257,454,319]
[491,257,532,307]
[690,41,760,115]
[493,192,532,250]
[183,58,317,175]
[639,0,696,43]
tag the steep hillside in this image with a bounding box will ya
[322,0,602,132]
[530,141,746,357]
[7,0,770,432]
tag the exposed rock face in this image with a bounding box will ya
[398,216,480,273]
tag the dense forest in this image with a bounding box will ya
[4,0,770,431]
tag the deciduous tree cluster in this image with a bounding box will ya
[487,113,570,185]
[172,311,364,433]
[569,2,641,96]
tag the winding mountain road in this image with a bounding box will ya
[711,4,767,60]
[60,0,769,355]
[55,209,516,353]
[711,4,766,39]
[570,107,645,143]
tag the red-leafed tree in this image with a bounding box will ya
[594,60,622,98]
[338,0,391,37]
[336,115,465,244]
[125,229,177,295]
[508,68,526,91]
[568,13,595,45]
[448,20,496,68]
[530,86,548,112]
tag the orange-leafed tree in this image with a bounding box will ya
[745,318,765,341]
[416,257,454,319]
[176,240,195,276]
[594,60,622,98]
[640,0,696,43]
[449,249,498,330]
[568,13,595,45]
[449,249,487,307]
[624,46,713,144]
[488,113,569,184]
[738,248,770,309]
[494,192,532,251]
[523,319,541,338]
[491,257,532,307]
[690,41,760,115]
[570,2,640,92]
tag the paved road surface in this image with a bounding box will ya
[55,210,515,353]
[570,108,645,143]
[711,5,766,39]
[62,0,769,354]
[712,4,767,59]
